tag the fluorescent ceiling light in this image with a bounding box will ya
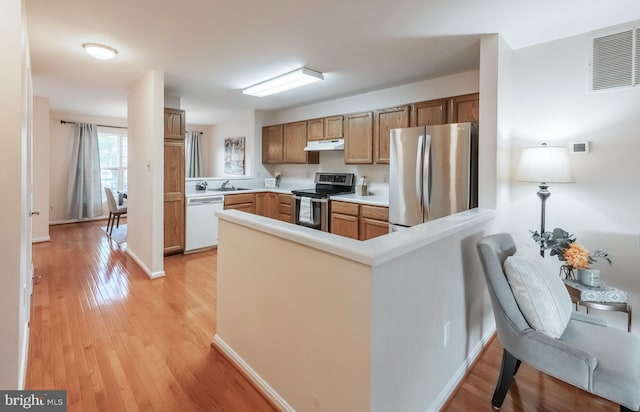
[243,67,324,97]
[82,43,118,60]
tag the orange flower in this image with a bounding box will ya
[563,243,590,268]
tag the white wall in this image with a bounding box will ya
[208,110,257,177]
[48,111,127,223]
[127,71,165,278]
[0,0,30,389]
[217,220,372,411]
[186,123,214,176]
[509,29,640,331]
[32,96,50,241]
[370,222,495,412]
[259,70,480,185]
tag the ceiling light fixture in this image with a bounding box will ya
[82,43,118,60]
[242,67,324,97]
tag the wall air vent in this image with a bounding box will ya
[591,29,634,91]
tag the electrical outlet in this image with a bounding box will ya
[383,174,389,183]
[305,170,311,178]
[444,321,451,347]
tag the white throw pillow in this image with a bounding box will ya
[503,248,572,339]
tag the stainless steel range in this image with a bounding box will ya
[291,172,355,231]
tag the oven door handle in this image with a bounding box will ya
[292,195,328,204]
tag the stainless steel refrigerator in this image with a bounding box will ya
[389,122,478,231]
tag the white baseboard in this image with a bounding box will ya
[32,236,50,243]
[19,323,29,390]
[428,324,497,412]
[125,248,165,279]
[213,335,294,412]
[50,216,108,225]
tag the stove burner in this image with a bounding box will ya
[291,172,356,199]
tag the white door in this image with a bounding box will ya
[24,67,34,327]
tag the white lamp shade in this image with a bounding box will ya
[517,145,575,183]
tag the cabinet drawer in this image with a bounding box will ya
[278,193,292,205]
[360,205,388,221]
[278,203,292,215]
[331,200,359,216]
[224,193,255,206]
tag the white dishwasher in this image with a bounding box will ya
[185,194,224,252]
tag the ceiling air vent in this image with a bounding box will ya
[591,29,634,91]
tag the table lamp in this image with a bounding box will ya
[517,143,575,256]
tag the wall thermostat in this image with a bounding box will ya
[572,141,590,153]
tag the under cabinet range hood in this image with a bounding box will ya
[304,139,344,151]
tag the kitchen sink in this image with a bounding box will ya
[207,187,250,192]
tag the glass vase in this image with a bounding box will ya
[559,265,575,280]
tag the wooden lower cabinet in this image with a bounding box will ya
[224,193,256,214]
[330,201,389,240]
[256,192,278,219]
[331,213,360,240]
[277,194,292,223]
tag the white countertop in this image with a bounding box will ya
[186,186,390,206]
[329,192,389,207]
[217,208,495,266]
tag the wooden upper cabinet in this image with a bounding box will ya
[325,115,343,139]
[164,108,185,140]
[262,125,283,164]
[344,112,373,164]
[284,121,319,164]
[448,93,479,123]
[410,99,448,127]
[307,115,343,141]
[307,118,324,141]
[374,106,409,164]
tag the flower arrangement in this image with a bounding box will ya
[530,228,611,269]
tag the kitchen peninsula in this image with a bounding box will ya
[213,207,496,411]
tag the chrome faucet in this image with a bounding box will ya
[221,180,231,189]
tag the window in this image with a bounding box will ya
[98,129,127,202]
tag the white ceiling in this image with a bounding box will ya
[26,0,640,125]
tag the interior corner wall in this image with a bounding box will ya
[479,34,513,231]
[509,30,640,332]
[32,96,50,241]
[209,110,257,178]
[0,0,28,389]
[127,70,165,278]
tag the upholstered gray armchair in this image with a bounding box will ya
[477,233,640,411]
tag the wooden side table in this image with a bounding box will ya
[563,280,632,332]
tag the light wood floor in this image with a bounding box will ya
[28,221,275,411]
[443,337,619,412]
[28,221,621,411]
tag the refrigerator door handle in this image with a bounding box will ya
[416,135,425,213]
[423,133,432,220]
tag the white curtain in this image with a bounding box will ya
[186,131,203,177]
[66,123,103,219]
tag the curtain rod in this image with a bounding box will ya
[187,131,204,135]
[60,120,127,130]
